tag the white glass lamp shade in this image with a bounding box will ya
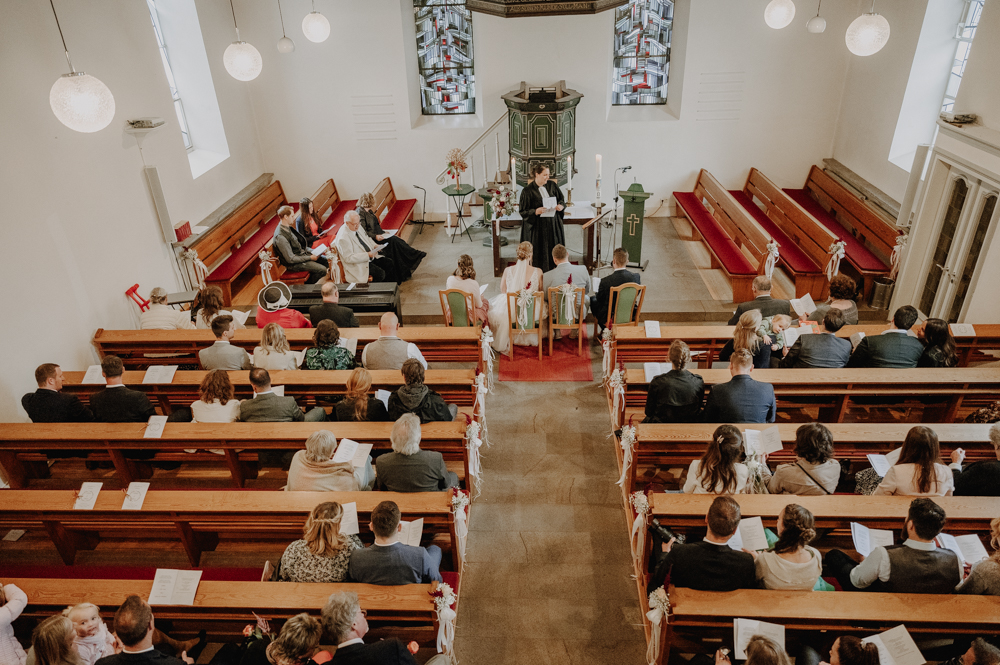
[301,11,330,43]
[846,13,890,56]
[806,15,827,33]
[224,41,263,81]
[764,0,796,29]
[277,36,295,53]
[49,72,115,133]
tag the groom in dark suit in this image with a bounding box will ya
[847,305,925,368]
[703,349,777,423]
[590,247,641,331]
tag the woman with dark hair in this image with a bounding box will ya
[295,197,327,248]
[684,425,767,493]
[752,504,821,590]
[768,423,840,495]
[805,274,859,325]
[303,320,355,370]
[874,425,958,496]
[193,285,244,330]
[191,370,240,423]
[518,163,565,272]
[918,318,958,367]
[643,340,705,423]
[445,254,488,323]
[719,309,771,369]
[335,368,390,422]
[356,193,425,282]
[819,637,881,665]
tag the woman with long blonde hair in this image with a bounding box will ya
[32,615,82,665]
[335,368,390,422]
[277,502,363,582]
[487,241,543,353]
[355,192,426,282]
[252,323,300,370]
[719,309,771,368]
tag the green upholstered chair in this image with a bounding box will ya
[439,289,476,327]
[595,283,645,338]
[505,290,543,360]
[547,286,586,357]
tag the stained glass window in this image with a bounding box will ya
[612,0,673,106]
[414,0,475,115]
[942,0,984,113]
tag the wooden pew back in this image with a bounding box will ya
[188,181,287,271]
[694,170,770,272]
[372,177,397,223]
[310,178,341,221]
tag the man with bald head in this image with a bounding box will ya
[309,281,360,328]
[361,312,427,371]
[333,210,396,283]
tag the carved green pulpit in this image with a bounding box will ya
[620,182,651,269]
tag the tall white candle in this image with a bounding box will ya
[567,155,573,190]
[596,154,602,179]
[496,134,501,172]
[511,157,516,188]
[483,147,488,187]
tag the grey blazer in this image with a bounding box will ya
[780,333,852,368]
[375,450,458,492]
[199,341,251,371]
[348,542,442,585]
[847,332,925,369]
[238,392,304,422]
[542,262,592,298]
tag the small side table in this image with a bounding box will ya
[443,183,477,243]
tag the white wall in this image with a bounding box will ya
[954,0,1000,130]
[0,0,265,420]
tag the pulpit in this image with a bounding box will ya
[620,182,651,269]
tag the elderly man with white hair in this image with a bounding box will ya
[374,413,458,492]
[139,287,194,330]
[361,312,427,371]
[286,429,375,491]
[953,423,1000,497]
[333,210,396,283]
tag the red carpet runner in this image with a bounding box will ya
[498,333,594,382]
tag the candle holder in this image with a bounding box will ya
[566,187,573,206]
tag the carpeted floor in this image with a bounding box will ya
[498,333,594,382]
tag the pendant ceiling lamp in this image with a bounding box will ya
[764,0,796,29]
[846,0,891,56]
[302,0,331,43]
[276,0,295,53]
[223,0,262,81]
[47,0,115,133]
[806,0,826,33]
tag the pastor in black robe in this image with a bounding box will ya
[518,180,566,273]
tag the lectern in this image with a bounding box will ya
[620,182,651,269]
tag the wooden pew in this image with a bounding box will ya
[311,178,358,236]
[371,177,417,234]
[615,367,1000,427]
[673,170,770,303]
[0,421,469,490]
[0,490,465,569]
[60,369,477,412]
[93,326,484,369]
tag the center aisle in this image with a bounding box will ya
[454,374,646,663]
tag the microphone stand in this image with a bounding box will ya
[412,185,436,235]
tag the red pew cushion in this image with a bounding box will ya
[783,189,889,272]
[380,199,417,231]
[207,203,300,282]
[729,190,820,274]
[674,192,756,275]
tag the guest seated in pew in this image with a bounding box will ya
[759,314,792,357]
[334,211,394,284]
[719,310,771,369]
[728,276,791,326]
[256,282,312,330]
[647,495,756,593]
[189,370,240,424]
[90,356,156,423]
[824,498,961,593]
[799,635,880,665]
[376,414,458,492]
[684,425,764,494]
[67,603,119,665]
[590,248,640,333]
[1,582,28,665]
[750,503,822,590]
[278,502,363,582]
[361,313,427,371]
[253,323,301,371]
[768,423,841,495]
[357,192,425,282]
[917,318,958,368]
[287,430,373,492]
[445,254,488,324]
[193,285,244,330]
[347,500,443,585]
[296,196,329,248]
[140,287,194,330]
[22,363,94,423]
[956,517,1000,595]
[335,368,390,422]
[802,274,859,326]
[847,305,924,369]
[199,315,252,371]
[953,424,1000,497]
[388,359,458,424]
[303,320,355,371]
[643,340,704,424]
[323,592,439,665]
[309,282,360,329]
[34,615,92,665]
[702,349,776,424]
[239,369,326,423]
[873,426,959,497]
[542,243,591,316]
[240,613,325,665]
[94,595,203,665]
[274,205,328,285]
[937,639,1000,665]
[779,309,851,369]
[718,636,791,665]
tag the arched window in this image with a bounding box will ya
[414,0,475,115]
[612,0,673,106]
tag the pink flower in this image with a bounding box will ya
[407,642,419,654]
[242,625,254,637]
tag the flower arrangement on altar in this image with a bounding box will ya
[489,186,515,219]
[445,148,468,185]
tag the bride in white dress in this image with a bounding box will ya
[487,241,543,354]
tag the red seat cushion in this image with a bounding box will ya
[207,203,300,282]
[380,199,417,231]
[321,199,358,235]
[783,189,889,272]
[730,190,820,274]
[674,192,756,275]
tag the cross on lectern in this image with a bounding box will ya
[626,213,641,236]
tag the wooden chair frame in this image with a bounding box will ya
[440,289,476,327]
[505,291,544,361]
[595,283,646,338]
[547,286,586,356]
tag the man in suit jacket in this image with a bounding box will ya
[198,315,252,371]
[310,281,360,328]
[590,247,641,331]
[334,211,393,283]
[273,205,327,284]
[542,243,592,315]
[21,363,94,423]
[703,349,776,423]
[728,275,792,325]
[239,368,325,422]
[90,356,156,422]
[322,591,436,665]
[780,309,852,368]
[348,500,442,585]
[847,305,925,368]
[648,496,756,593]
[95,595,201,665]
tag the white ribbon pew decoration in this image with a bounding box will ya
[515,288,533,330]
[601,327,614,381]
[890,233,907,280]
[474,372,490,447]
[646,587,671,665]
[451,489,470,564]
[557,281,577,323]
[825,240,847,281]
[607,367,626,428]
[615,424,637,488]
[629,491,650,567]
[465,419,484,500]
[764,241,780,280]
[258,250,276,286]
[480,327,496,392]
[180,248,209,290]
[431,582,458,658]
[324,247,340,284]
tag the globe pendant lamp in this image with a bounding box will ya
[846,0,891,56]
[764,0,796,29]
[47,0,115,133]
[276,0,294,52]
[806,0,826,33]
[302,0,331,43]
[223,0,262,81]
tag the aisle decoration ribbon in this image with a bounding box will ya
[616,424,637,488]
[515,288,534,330]
[258,250,276,286]
[646,587,671,665]
[764,241,780,280]
[630,490,650,567]
[480,327,496,392]
[890,234,907,280]
[451,488,470,564]
[601,325,614,381]
[607,365,626,427]
[474,371,490,447]
[324,247,340,284]
[557,277,577,323]
[180,248,209,290]
[464,415,484,500]
[825,240,847,281]
[430,583,458,658]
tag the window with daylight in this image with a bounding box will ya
[414,0,475,115]
[147,0,193,150]
[612,0,673,106]
[942,0,985,113]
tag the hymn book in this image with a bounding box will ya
[337,337,359,355]
[862,625,925,665]
[744,426,784,456]
[541,195,557,217]
[310,243,328,256]
[643,362,672,383]
[376,389,391,410]
[727,516,769,552]
[142,366,177,384]
[851,522,894,557]
[734,619,785,659]
[340,502,360,535]
[949,323,976,337]
[231,309,251,326]
[866,447,902,477]
[644,320,661,338]
[937,533,990,565]
[81,365,106,385]
[332,438,373,467]
[781,325,814,348]
[148,569,203,606]
[850,332,866,349]
[397,518,425,547]
[789,294,816,318]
